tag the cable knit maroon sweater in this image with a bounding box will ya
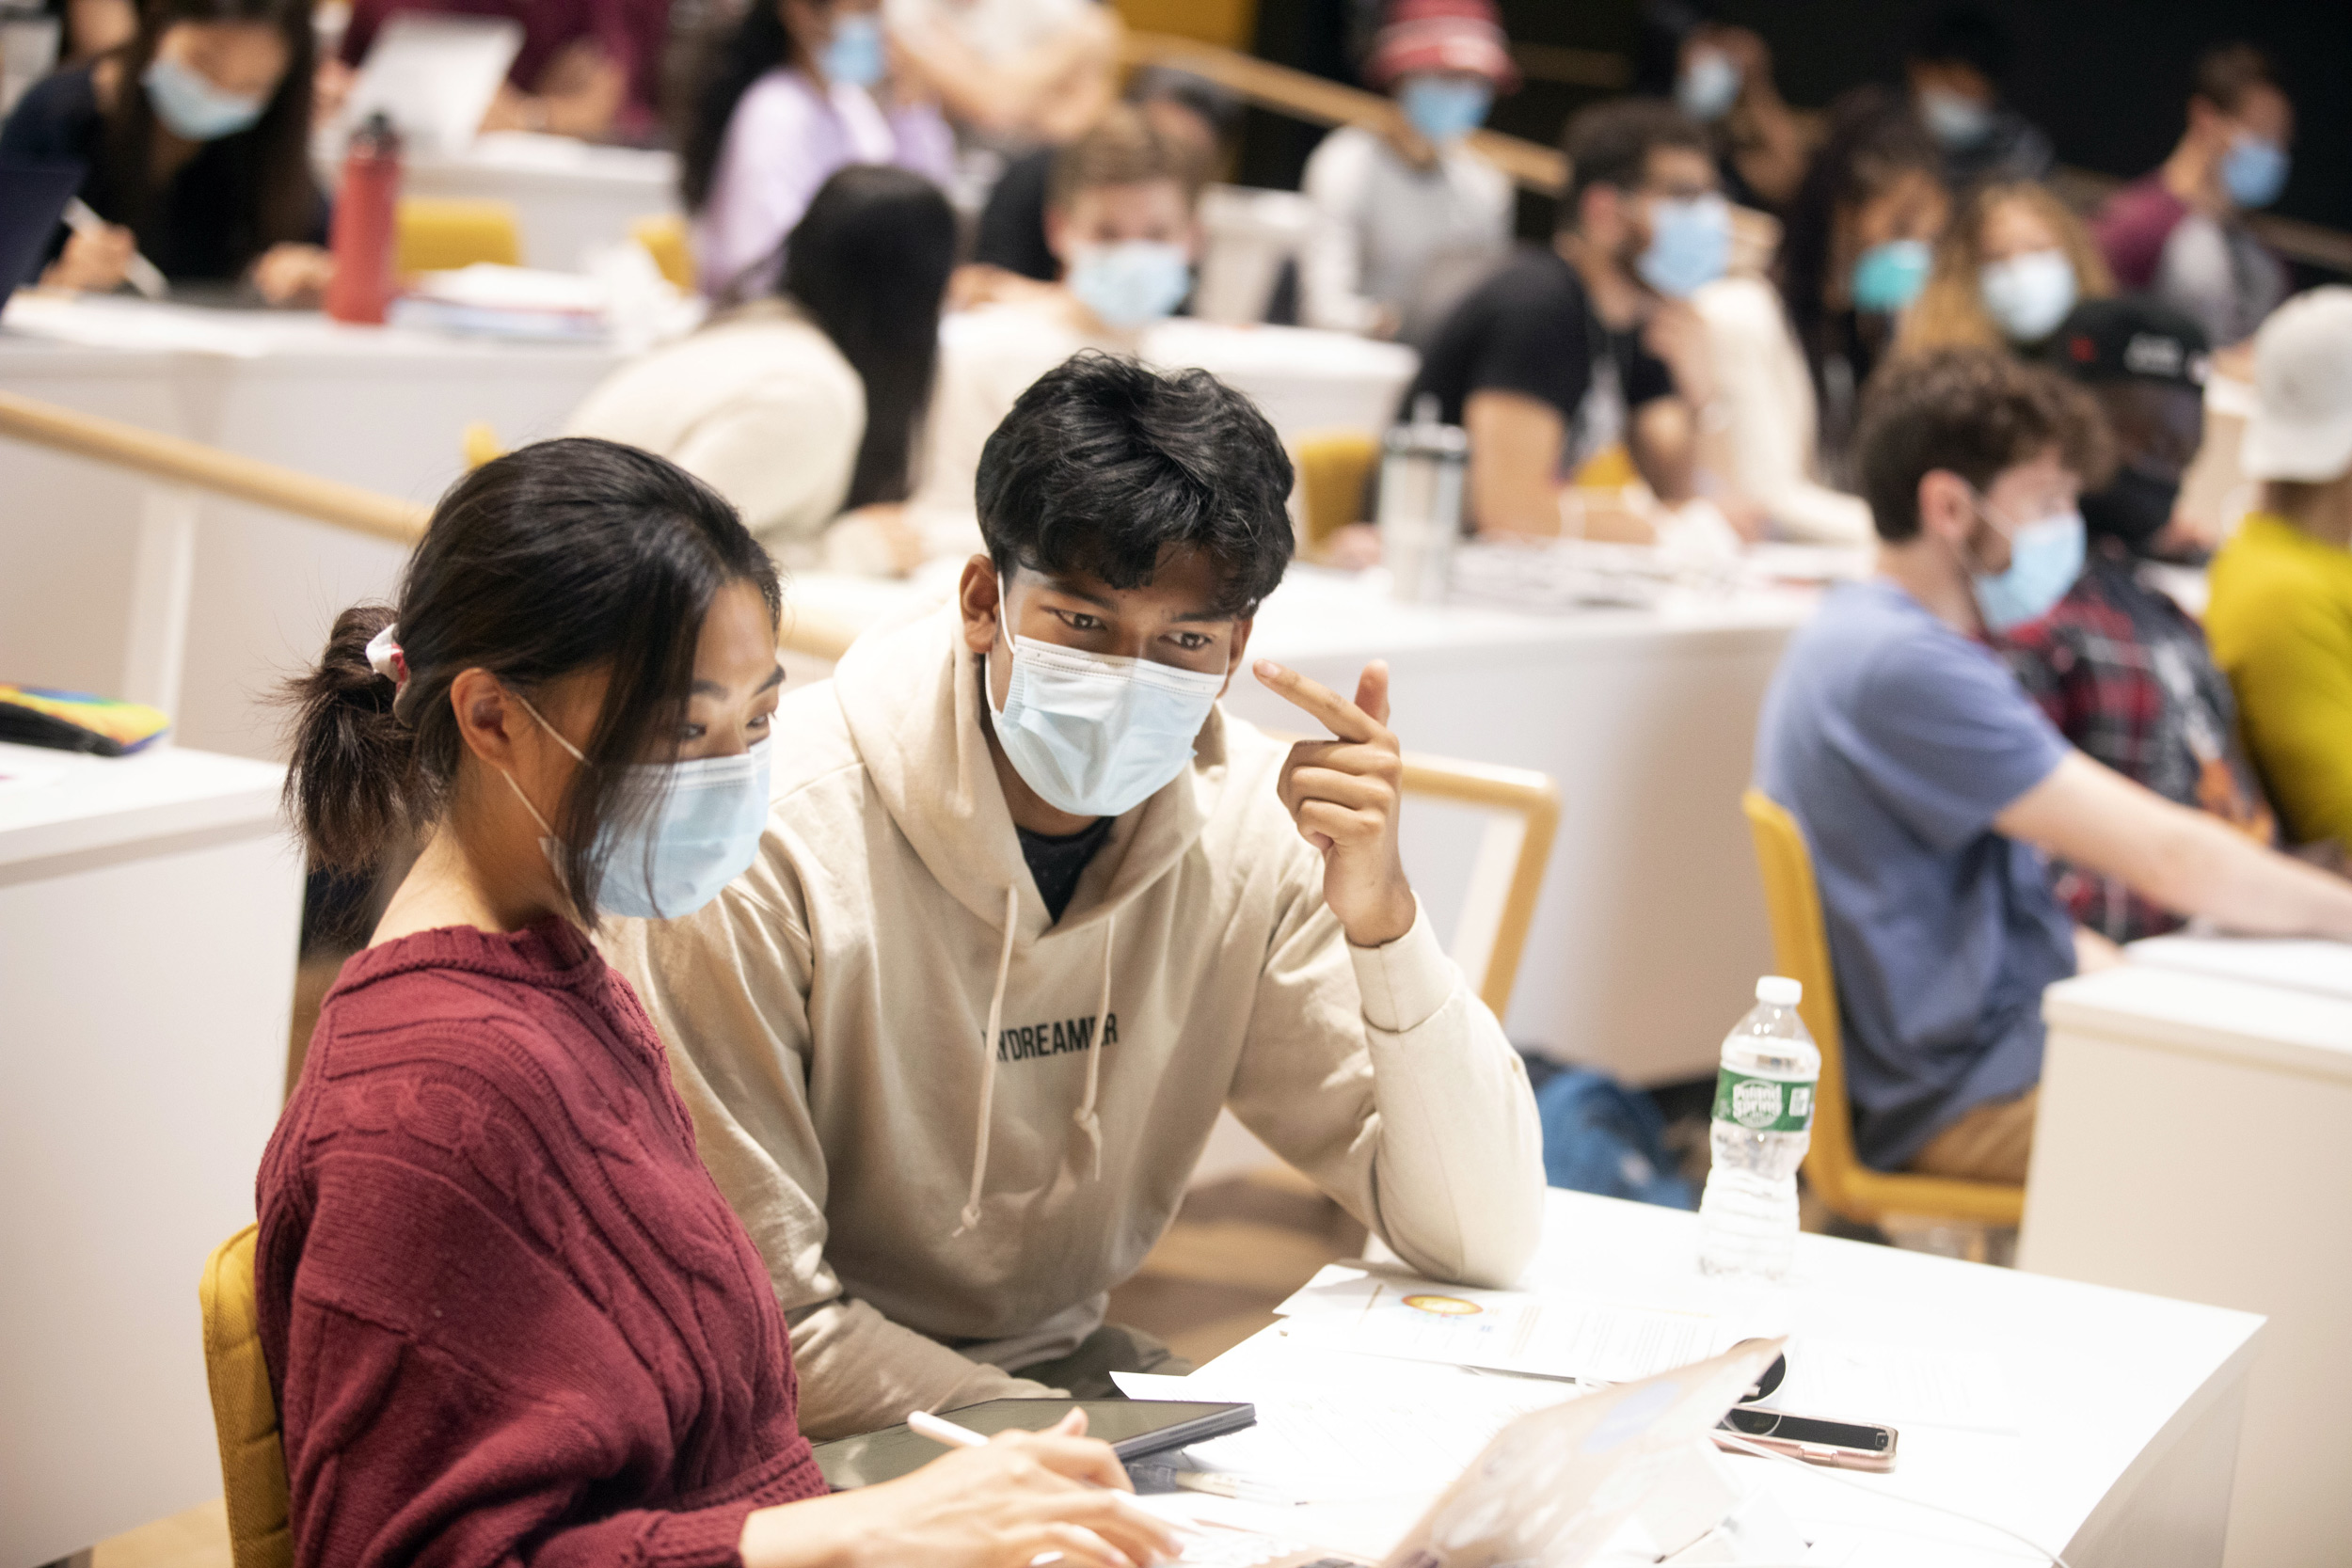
[256,920,828,1568]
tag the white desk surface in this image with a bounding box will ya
[0,740,284,868]
[2045,961,2352,1085]
[0,289,623,367]
[1193,1190,2261,1567]
[2124,932,2352,1007]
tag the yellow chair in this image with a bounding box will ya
[1740,790,2026,1229]
[396,198,523,276]
[630,214,697,294]
[1292,428,1379,554]
[199,1225,294,1568]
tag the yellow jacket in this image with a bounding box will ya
[2208,512,2352,851]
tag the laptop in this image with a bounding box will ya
[340,13,523,158]
[0,160,83,308]
[1165,1337,1786,1568]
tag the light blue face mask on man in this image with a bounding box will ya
[1917,86,1993,150]
[502,691,771,920]
[1968,494,2085,634]
[2222,133,2288,210]
[988,599,1227,819]
[1637,193,1731,299]
[142,54,267,140]
[820,11,886,90]
[1851,238,1931,314]
[1676,48,1740,123]
[1397,73,1491,146]
[1066,241,1191,330]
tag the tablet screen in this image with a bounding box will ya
[811,1399,1251,1489]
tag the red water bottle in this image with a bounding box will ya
[326,112,402,325]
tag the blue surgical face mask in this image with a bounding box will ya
[1677,48,1740,123]
[987,598,1227,819]
[1397,73,1491,146]
[501,693,771,920]
[1637,193,1731,299]
[142,54,267,140]
[1978,248,2077,343]
[1917,85,1993,150]
[1851,238,1931,314]
[1969,495,2085,634]
[1066,240,1191,330]
[819,10,886,90]
[2222,132,2288,210]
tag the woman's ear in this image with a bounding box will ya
[448,668,523,768]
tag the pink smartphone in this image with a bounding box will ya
[1716,1406,1899,1471]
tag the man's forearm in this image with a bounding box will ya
[786,1294,1058,1441]
[2164,810,2352,941]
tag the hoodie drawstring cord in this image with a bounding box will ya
[1073,911,1113,1180]
[955,883,1021,1237]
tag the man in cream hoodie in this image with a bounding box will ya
[611,353,1545,1439]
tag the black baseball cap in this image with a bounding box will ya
[2048,295,2212,388]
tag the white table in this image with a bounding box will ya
[394,135,680,273]
[1139,319,1418,440]
[0,293,622,759]
[0,740,303,1568]
[2022,956,2352,1568]
[1187,1189,2261,1567]
[779,564,1812,1083]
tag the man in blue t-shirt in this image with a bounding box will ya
[1756,349,2352,1182]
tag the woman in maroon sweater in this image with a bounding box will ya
[262,439,1176,1568]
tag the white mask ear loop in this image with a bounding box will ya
[495,689,586,855]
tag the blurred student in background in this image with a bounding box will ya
[2092,42,2292,352]
[568,166,956,575]
[2000,297,2275,942]
[970,65,1235,288]
[1777,87,1949,477]
[885,0,1120,152]
[1756,349,2352,1183]
[1,0,327,299]
[338,0,658,141]
[1405,99,1744,543]
[1297,0,1516,337]
[1901,5,2049,192]
[1899,182,2112,356]
[2207,288,2352,862]
[1639,1,1806,213]
[680,0,950,298]
[44,0,136,66]
[913,103,1204,525]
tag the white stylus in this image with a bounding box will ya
[905,1409,1200,1548]
[63,198,169,299]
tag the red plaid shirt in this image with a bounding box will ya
[2000,546,2274,942]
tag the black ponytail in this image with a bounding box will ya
[278,439,779,924]
[678,0,799,214]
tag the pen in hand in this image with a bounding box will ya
[63,198,169,300]
[906,1408,1198,1561]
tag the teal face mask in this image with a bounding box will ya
[1851,238,1931,314]
[142,54,266,140]
[1969,495,2085,634]
[1397,74,1492,146]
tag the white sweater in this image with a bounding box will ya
[1692,275,1874,546]
[1300,124,1513,336]
[566,301,865,555]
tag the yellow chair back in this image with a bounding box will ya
[462,421,506,470]
[199,1225,294,1568]
[1740,790,2026,1228]
[1293,428,1379,552]
[397,198,523,276]
[631,214,697,293]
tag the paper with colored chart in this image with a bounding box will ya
[1270,1263,1734,1385]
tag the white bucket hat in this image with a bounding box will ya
[2242,286,2352,483]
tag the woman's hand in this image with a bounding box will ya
[42,222,135,293]
[252,243,335,305]
[739,1410,1178,1568]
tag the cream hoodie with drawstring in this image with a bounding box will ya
[605,607,1546,1439]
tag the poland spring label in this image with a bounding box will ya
[1713,1069,1816,1133]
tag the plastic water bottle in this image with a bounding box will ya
[1698,976,1820,1280]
